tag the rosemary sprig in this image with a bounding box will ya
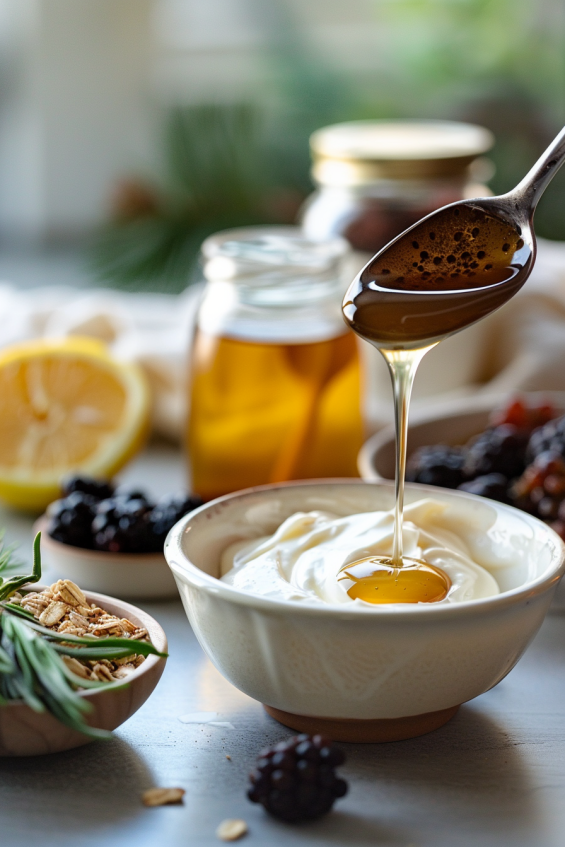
[0,529,27,580]
[3,607,165,657]
[0,532,167,739]
[0,532,41,602]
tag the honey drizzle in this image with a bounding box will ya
[342,205,529,605]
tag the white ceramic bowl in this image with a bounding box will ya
[0,588,167,756]
[165,480,565,742]
[36,518,178,600]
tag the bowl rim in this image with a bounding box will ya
[164,478,565,621]
[35,517,167,565]
[0,586,168,709]
[358,390,565,481]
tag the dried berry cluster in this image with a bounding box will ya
[406,397,565,540]
[47,476,203,553]
[247,734,347,822]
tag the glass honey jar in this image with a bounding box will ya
[301,120,496,430]
[187,227,364,500]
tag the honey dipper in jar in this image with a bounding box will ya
[341,125,565,604]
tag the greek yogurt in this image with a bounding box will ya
[220,498,500,606]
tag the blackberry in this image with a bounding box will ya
[150,493,205,546]
[113,486,152,504]
[247,734,347,823]
[49,482,204,554]
[463,425,528,481]
[527,415,565,463]
[510,451,565,523]
[406,445,467,489]
[61,475,114,501]
[46,491,97,548]
[92,496,154,553]
[458,473,510,504]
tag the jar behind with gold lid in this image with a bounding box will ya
[187,227,363,500]
[301,121,496,430]
[302,120,494,261]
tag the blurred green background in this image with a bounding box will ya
[89,0,565,291]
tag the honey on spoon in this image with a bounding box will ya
[341,125,565,605]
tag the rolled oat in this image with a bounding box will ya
[216,819,248,841]
[142,787,185,807]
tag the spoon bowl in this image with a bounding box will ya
[343,125,565,348]
[343,198,534,349]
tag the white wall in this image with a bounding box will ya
[0,0,411,241]
[0,0,155,241]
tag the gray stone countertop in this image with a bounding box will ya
[1,442,565,847]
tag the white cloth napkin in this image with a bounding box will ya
[0,237,564,441]
[0,283,201,441]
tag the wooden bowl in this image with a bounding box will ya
[35,518,178,600]
[0,588,167,756]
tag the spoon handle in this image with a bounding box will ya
[509,125,565,213]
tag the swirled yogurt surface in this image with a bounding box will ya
[220,498,500,606]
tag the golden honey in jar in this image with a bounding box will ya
[187,227,363,500]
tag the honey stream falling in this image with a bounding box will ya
[341,204,532,604]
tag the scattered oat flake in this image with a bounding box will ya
[216,819,248,841]
[142,787,185,807]
[226,755,231,760]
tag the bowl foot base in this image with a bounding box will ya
[263,703,460,743]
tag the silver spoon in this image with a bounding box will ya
[342,126,565,572]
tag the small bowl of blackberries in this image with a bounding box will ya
[359,393,565,541]
[36,475,203,600]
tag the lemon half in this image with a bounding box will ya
[0,337,150,511]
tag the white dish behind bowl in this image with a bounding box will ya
[358,391,565,482]
[357,391,565,611]
[165,481,565,740]
[36,519,178,600]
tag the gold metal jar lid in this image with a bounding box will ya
[310,120,494,186]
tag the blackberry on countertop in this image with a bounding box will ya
[406,445,467,489]
[458,473,510,504]
[61,475,114,500]
[463,425,528,481]
[526,415,565,463]
[247,734,347,823]
[46,491,98,549]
